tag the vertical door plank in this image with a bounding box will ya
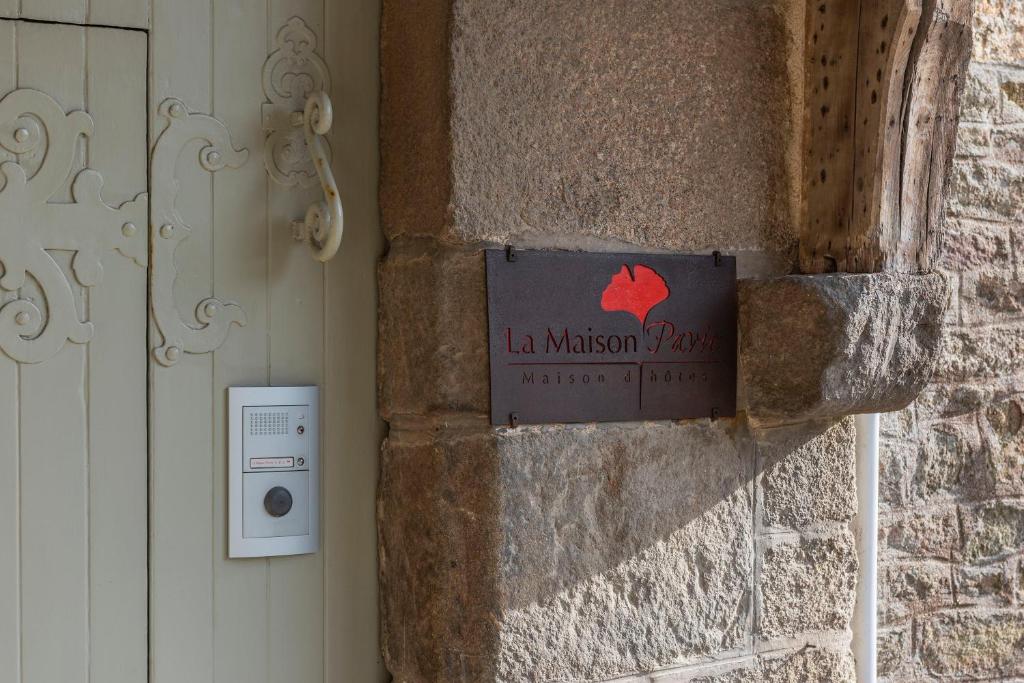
[0,21,12,184]
[0,357,18,682]
[0,21,19,683]
[322,0,387,678]
[0,19,11,94]
[19,0,87,23]
[17,23,84,124]
[0,19,13,96]
[16,22,89,683]
[20,348,88,683]
[149,1,215,682]
[86,25,148,683]
[266,2,326,680]
[0,0,149,26]
[89,0,150,30]
[210,1,270,681]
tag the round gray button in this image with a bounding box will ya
[264,486,293,517]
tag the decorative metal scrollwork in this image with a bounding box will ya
[262,16,330,188]
[150,97,248,366]
[262,17,343,262]
[0,88,147,364]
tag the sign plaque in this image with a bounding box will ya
[486,249,737,425]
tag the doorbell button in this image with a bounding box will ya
[264,486,293,517]
[240,470,309,539]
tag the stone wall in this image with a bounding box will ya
[378,2,865,681]
[877,2,1024,680]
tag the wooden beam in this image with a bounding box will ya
[799,0,973,274]
[802,0,861,274]
[895,0,974,272]
[851,0,922,272]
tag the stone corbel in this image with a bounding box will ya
[739,272,949,428]
[746,0,975,428]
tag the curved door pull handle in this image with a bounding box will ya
[291,92,343,262]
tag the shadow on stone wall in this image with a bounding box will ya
[380,415,859,681]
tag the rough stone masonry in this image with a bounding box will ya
[878,2,1024,680]
[378,1,970,681]
[379,2,863,681]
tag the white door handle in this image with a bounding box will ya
[292,91,343,262]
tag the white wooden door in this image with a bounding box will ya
[0,19,148,683]
[0,3,384,682]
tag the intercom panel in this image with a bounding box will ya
[228,386,319,558]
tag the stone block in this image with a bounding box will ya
[378,241,488,419]
[739,273,948,426]
[881,507,961,559]
[933,325,1024,381]
[689,647,855,683]
[880,405,917,440]
[973,0,1024,63]
[755,418,856,531]
[961,500,1024,562]
[999,73,1024,124]
[961,272,1024,324]
[880,560,954,625]
[941,274,962,327]
[958,64,1000,123]
[381,0,798,254]
[753,648,855,682]
[936,218,1013,273]
[379,420,755,682]
[991,124,1024,162]
[958,559,1018,605]
[914,382,992,419]
[880,439,917,509]
[954,122,992,157]
[918,610,1024,679]
[912,418,983,501]
[877,627,910,679]
[757,532,857,638]
[978,398,1024,497]
[947,156,1024,222]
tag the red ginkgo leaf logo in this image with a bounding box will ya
[600,264,670,325]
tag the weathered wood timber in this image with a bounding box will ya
[801,0,974,274]
[803,0,862,273]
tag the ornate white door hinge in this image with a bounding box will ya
[0,88,147,364]
[262,16,343,262]
[150,97,248,366]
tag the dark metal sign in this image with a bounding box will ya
[486,248,737,425]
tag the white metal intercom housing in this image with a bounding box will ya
[228,386,320,558]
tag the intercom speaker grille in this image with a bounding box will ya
[249,410,289,436]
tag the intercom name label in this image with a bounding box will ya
[249,457,295,469]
